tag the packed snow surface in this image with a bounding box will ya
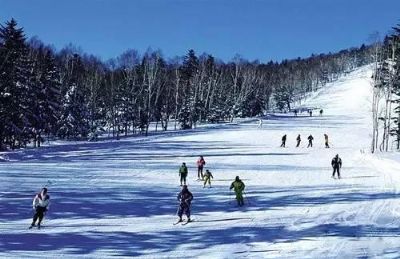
[2,66,400,258]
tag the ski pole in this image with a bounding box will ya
[228,191,232,205]
[175,198,181,216]
[243,191,251,205]
[44,180,53,188]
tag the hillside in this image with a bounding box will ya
[2,65,400,258]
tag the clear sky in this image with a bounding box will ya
[0,0,399,62]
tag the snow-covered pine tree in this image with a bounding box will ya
[40,49,61,143]
[58,54,90,139]
[178,49,199,129]
[28,46,61,147]
[178,96,192,129]
[0,19,34,149]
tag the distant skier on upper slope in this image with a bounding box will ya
[296,134,301,147]
[324,134,330,148]
[281,134,287,147]
[258,119,263,128]
[331,154,342,179]
[307,135,314,148]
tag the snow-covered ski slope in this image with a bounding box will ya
[2,65,400,258]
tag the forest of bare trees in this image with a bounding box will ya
[371,24,400,152]
[0,19,374,150]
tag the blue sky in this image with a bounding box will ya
[0,0,399,62]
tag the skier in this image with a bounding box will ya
[179,162,188,186]
[309,110,313,117]
[331,154,342,179]
[280,134,287,147]
[196,156,206,180]
[307,134,314,148]
[258,119,263,128]
[320,109,324,116]
[203,169,214,188]
[294,110,298,117]
[296,134,301,147]
[176,185,193,223]
[324,134,330,148]
[230,176,245,206]
[29,187,50,229]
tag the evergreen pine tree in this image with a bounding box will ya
[0,19,33,149]
[58,54,90,139]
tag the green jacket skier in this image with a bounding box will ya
[203,169,214,188]
[179,163,188,186]
[230,176,245,206]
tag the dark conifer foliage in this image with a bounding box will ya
[0,19,35,149]
[0,18,375,150]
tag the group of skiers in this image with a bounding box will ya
[281,133,330,148]
[28,151,342,227]
[179,156,214,188]
[293,109,323,117]
[175,155,248,223]
[176,175,246,223]
[175,152,342,223]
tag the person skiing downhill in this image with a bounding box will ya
[331,154,342,179]
[29,188,50,229]
[179,163,188,186]
[196,156,206,180]
[307,135,314,148]
[230,176,245,206]
[280,134,287,147]
[324,134,330,148]
[176,185,193,223]
[203,169,214,188]
[296,134,301,147]
[320,109,324,116]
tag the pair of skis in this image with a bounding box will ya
[173,219,193,226]
[28,225,42,230]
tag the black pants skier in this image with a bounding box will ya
[332,166,340,178]
[31,206,46,227]
[178,202,191,219]
[180,174,187,186]
[280,141,286,147]
[198,166,204,179]
[307,141,312,148]
[296,140,300,147]
[325,142,330,148]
